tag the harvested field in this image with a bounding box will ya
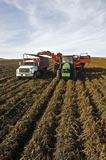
[0,58,106,160]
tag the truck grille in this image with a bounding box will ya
[19,68,29,72]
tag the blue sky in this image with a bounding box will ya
[0,0,106,58]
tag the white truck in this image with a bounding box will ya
[16,53,49,79]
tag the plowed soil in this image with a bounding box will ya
[0,58,106,160]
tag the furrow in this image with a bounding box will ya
[0,78,53,142]
[0,79,29,98]
[84,77,105,120]
[20,79,66,160]
[54,80,82,160]
[75,79,105,160]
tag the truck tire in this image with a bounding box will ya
[33,72,37,79]
[79,65,84,76]
[44,67,47,73]
[73,69,77,81]
[57,69,61,81]
[18,77,22,80]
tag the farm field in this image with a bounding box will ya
[0,58,106,160]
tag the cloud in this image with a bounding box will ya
[0,0,106,58]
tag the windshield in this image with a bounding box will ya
[23,62,35,66]
[62,57,73,63]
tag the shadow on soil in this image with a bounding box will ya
[39,70,55,79]
[18,67,106,81]
[77,67,106,81]
[17,70,55,81]
[85,67,106,73]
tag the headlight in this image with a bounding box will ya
[29,68,33,73]
[16,68,19,73]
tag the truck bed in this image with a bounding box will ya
[38,57,49,70]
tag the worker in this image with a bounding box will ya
[63,57,67,63]
[69,57,73,64]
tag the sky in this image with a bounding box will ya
[0,0,106,59]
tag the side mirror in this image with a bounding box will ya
[19,62,21,66]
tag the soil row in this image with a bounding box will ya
[85,67,106,95]
[20,79,66,160]
[53,80,82,160]
[0,79,31,107]
[0,78,57,160]
[0,70,54,115]
[84,77,105,117]
[0,77,54,142]
[75,79,105,160]
[0,78,28,98]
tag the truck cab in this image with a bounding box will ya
[16,59,38,79]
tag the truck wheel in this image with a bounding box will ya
[18,77,22,80]
[80,65,84,76]
[57,69,61,81]
[73,69,77,81]
[44,67,47,74]
[33,72,37,79]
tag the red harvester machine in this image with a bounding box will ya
[37,51,91,80]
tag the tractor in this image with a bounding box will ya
[57,55,77,81]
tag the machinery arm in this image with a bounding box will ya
[37,51,62,63]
